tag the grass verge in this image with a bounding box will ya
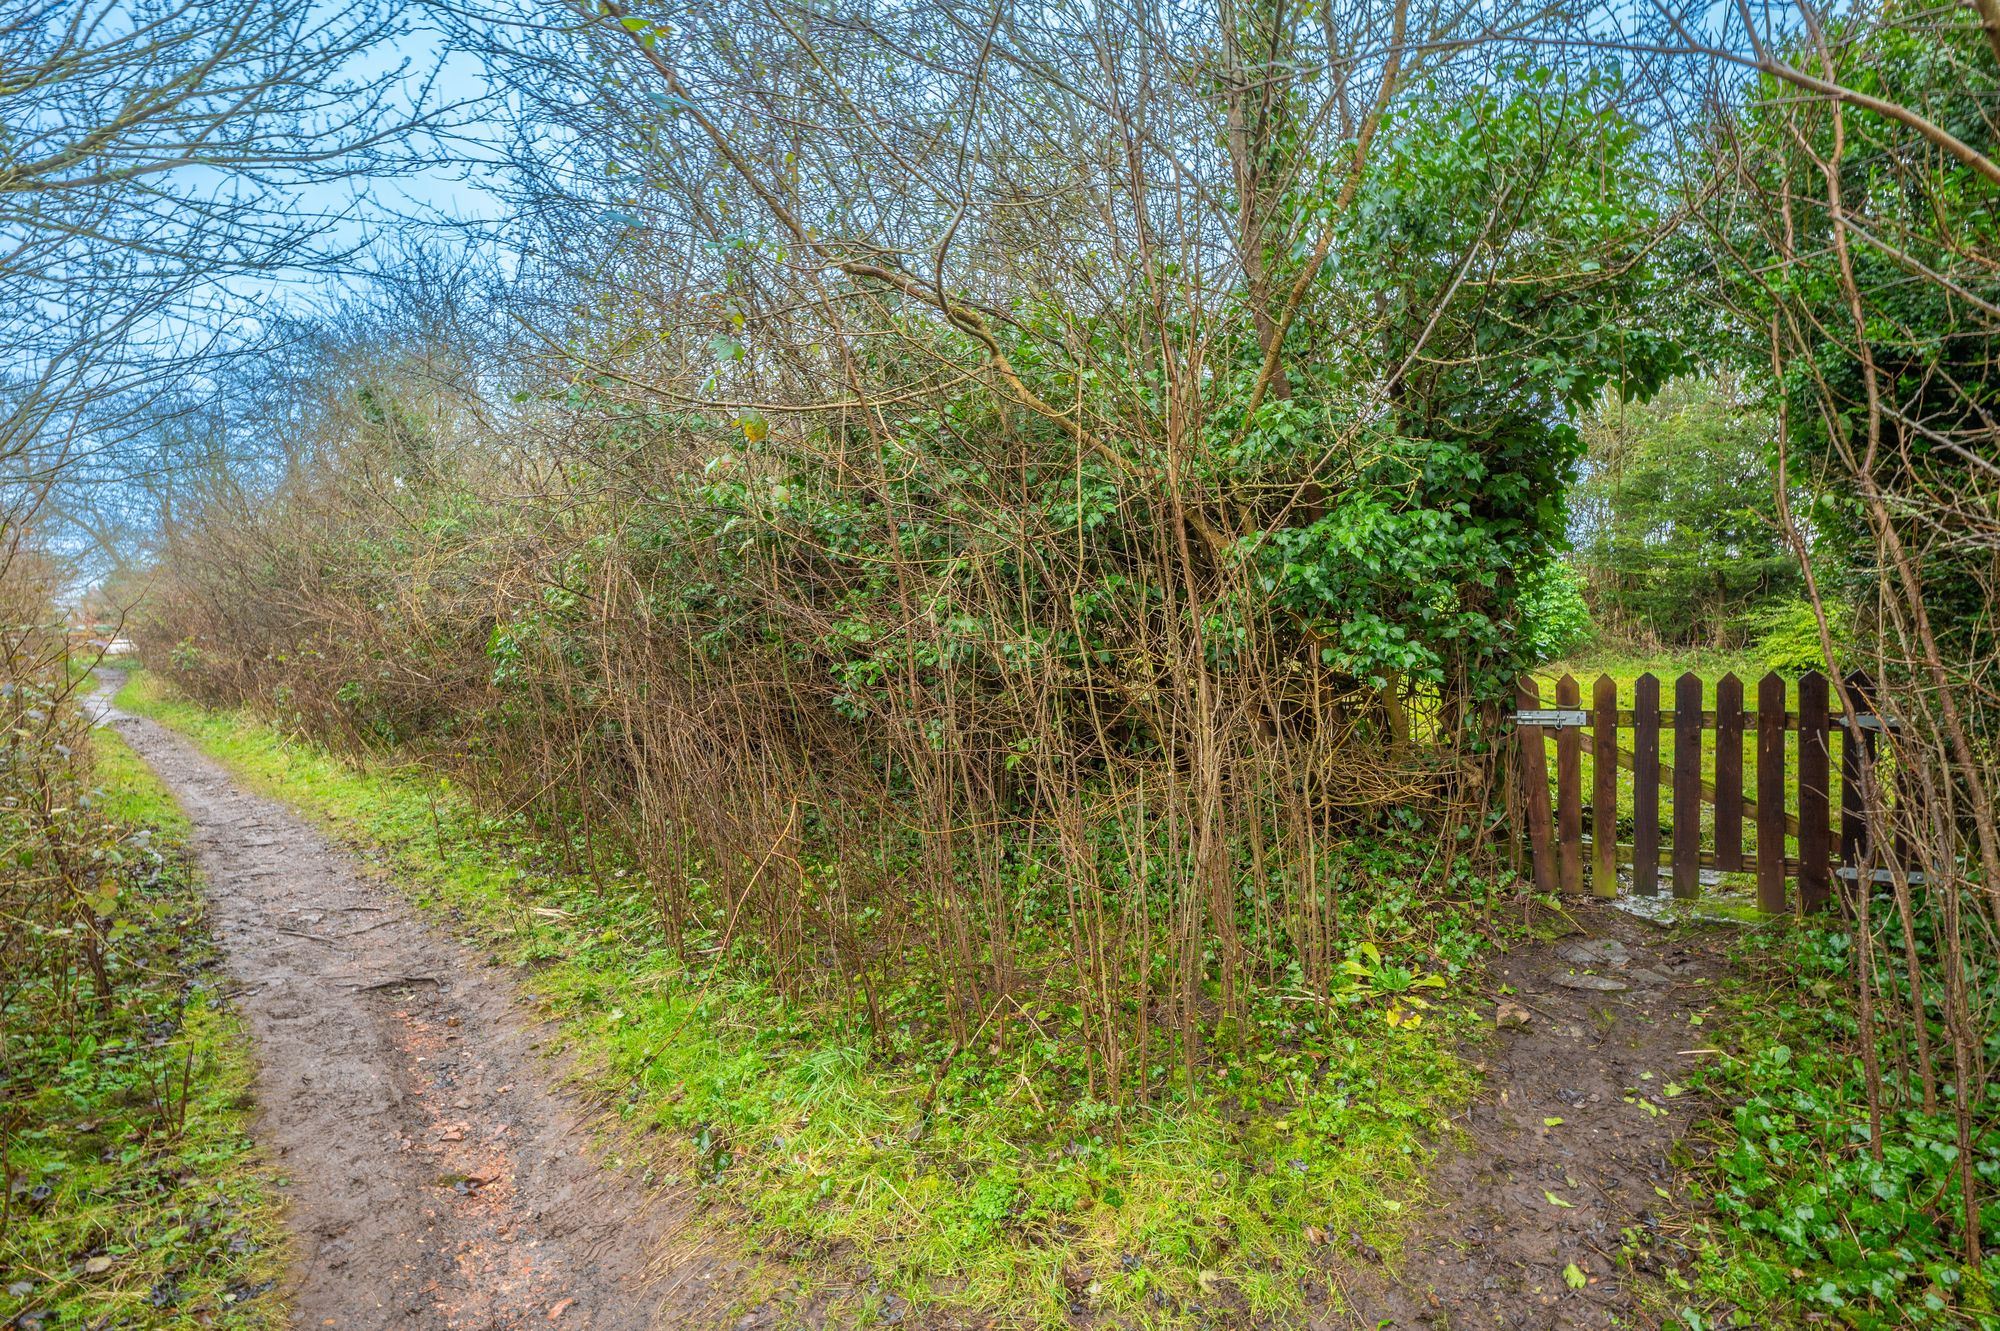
[1,723,286,1329]
[115,668,1484,1328]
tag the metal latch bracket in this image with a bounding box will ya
[1511,709,1588,728]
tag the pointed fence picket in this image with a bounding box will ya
[1510,669,1890,911]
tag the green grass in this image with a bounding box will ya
[114,668,1482,1328]
[1543,647,1771,693]
[0,725,287,1328]
[91,725,194,834]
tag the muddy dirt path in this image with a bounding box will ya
[1338,904,1728,1330]
[97,674,682,1331]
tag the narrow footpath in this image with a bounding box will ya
[1340,905,1728,1330]
[97,673,683,1331]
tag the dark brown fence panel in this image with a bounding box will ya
[1633,673,1661,896]
[1757,671,1787,913]
[1516,676,1558,894]
[1798,671,1832,912]
[1840,669,1872,873]
[1516,668,1858,910]
[1555,674,1584,895]
[1592,673,1618,897]
[1672,672,1702,900]
[1715,672,1744,872]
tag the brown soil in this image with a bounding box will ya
[1335,903,1728,1331]
[99,676,728,1331]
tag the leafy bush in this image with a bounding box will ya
[1516,559,1597,664]
[1745,597,1851,674]
[137,64,1690,1127]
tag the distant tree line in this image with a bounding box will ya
[1567,374,1808,654]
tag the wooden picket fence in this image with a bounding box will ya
[1510,669,1887,911]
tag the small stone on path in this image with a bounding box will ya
[1552,972,1630,992]
[1555,939,1629,968]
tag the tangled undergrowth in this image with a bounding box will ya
[117,667,1506,1327]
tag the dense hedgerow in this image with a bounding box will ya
[139,63,1682,1109]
